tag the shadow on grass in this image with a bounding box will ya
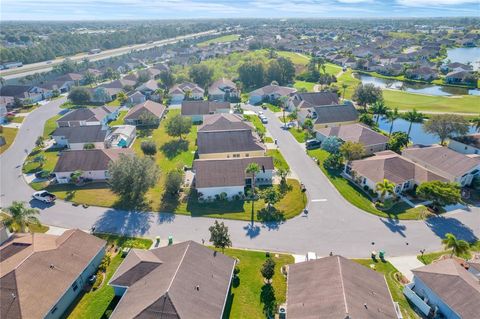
[260,284,277,318]
[222,292,234,319]
[160,139,189,159]
[186,194,246,218]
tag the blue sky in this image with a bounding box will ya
[1,0,479,20]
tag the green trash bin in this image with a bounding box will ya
[168,236,173,245]
[379,250,385,259]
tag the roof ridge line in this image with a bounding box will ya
[337,256,349,317]
[166,241,191,294]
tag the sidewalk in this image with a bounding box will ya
[388,255,425,281]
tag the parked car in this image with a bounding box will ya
[32,190,56,203]
[260,116,268,124]
[305,139,321,150]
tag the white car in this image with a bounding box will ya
[32,191,56,203]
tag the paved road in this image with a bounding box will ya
[0,30,219,80]
[1,100,479,258]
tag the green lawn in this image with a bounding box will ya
[106,98,122,107]
[243,114,266,134]
[66,235,152,319]
[109,110,127,126]
[417,241,480,265]
[354,259,417,319]
[43,114,62,137]
[266,149,289,170]
[0,212,49,233]
[9,116,25,123]
[220,247,293,319]
[288,127,310,143]
[23,148,59,174]
[293,80,315,91]
[197,34,240,47]
[277,51,310,65]
[308,148,429,220]
[266,103,281,112]
[0,127,18,154]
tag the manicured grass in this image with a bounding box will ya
[308,148,429,220]
[94,233,153,249]
[266,149,289,170]
[0,212,49,233]
[43,114,62,137]
[264,136,274,143]
[266,103,281,112]
[9,116,25,123]
[197,34,240,47]
[354,259,417,319]
[293,80,315,91]
[277,51,310,65]
[220,247,293,319]
[417,240,480,265]
[288,127,310,143]
[23,148,59,174]
[243,114,266,134]
[109,110,127,126]
[324,63,342,76]
[0,127,18,154]
[106,98,122,107]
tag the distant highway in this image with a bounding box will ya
[0,29,220,80]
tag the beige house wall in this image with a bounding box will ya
[198,150,265,160]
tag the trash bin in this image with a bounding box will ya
[168,236,173,245]
[379,250,385,259]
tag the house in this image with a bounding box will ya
[127,91,146,105]
[248,84,297,105]
[53,148,134,183]
[0,85,45,103]
[287,255,398,319]
[0,230,106,319]
[105,125,136,148]
[449,133,480,155]
[89,87,117,103]
[402,144,480,186]
[181,100,231,122]
[445,70,474,84]
[51,125,108,150]
[124,100,166,126]
[315,123,389,155]
[56,106,119,127]
[169,82,204,103]
[287,91,339,111]
[193,156,274,199]
[38,80,71,95]
[198,113,254,133]
[406,66,438,81]
[298,103,358,129]
[108,241,235,319]
[208,78,239,101]
[55,72,83,84]
[346,150,448,198]
[404,259,480,319]
[136,79,159,99]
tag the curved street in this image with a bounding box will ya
[1,99,479,258]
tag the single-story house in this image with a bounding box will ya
[181,100,231,122]
[53,148,134,183]
[55,72,83,85]
[0,230,106,319]
[56,106,119,127]
[51,125,108,150]
[208,78,239,101]
[193,156,274,199]
[404,258,480,319]
[287,255,398,319]
[105,125,136,148]
[169,82,204,103]
[406,66,438,81]
[108,241,235,319]
[449,134,480,155]
[445,70,474,84]
[124,100,166,126]
[136,79,159,98]
[298,103,358,129]
[198,113,253,133]
[127,91,146,105]
[38,80,72,95]
[346,150,448,198]
[0,85,45,103]
[315,123,388,155]
[287,91,339,111]
[402,144,480,186]
[197,128,265,159]
[248,84,297,105]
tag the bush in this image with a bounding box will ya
[234,266,241,277]
[83,143,95,150]
[92,272,104,290]
[165,169,184,195]
[323,153,344,170]
[141,140,157,155]
[98,254,111,272]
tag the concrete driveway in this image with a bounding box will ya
[1,99,479,258]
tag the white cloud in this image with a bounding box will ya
[397,0,478,6]
[337,0,373,3]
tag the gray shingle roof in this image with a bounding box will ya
[316,123,388,146]
[125,100,166,120]
[51,125,107,143]
[57,107,112,123]
[54,149,134,172]
[198,114,252,132]
[181,101,230,116]
[197,130,265,155]
[291,92,339,108]
[313,104,358,125]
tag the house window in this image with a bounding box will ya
[72,281,78,292]
[51,306,58,314]
[245,154,249,157]
[233,154,240,158]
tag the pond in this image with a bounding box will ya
[356,74,480,96]
[445,47,480,71]
[377,117,477,145]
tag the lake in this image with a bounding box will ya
[445,47,480,71]
[377,117,478,145]
[356,74,480,96]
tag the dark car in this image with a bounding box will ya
[305,139,321,150]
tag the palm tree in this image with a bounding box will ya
[471,116,480,132]
[276,167,290,184]
[375,179,396,202]
[442,233,470,257]
[341,83,348,100]
[370,101,389,124]
[245,163,260,199]
[403,109,424,139]
[279,96,289,125]
[3,201,40,232]
[385,107,399,136]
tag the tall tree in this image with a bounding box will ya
[423,114,469,145]
[370,101,389,124]
[246,163,260,198]
[403,109,424,139]
[416,181,461,210]
[261,187,282,211]
[471,116,480,132]
[68,87,91,104]
[165,114,192,140]
[208,220,232,252]
[339,141,365,161]
[4,201,40,232]
[387,131,410,153]
[375,179,396,201]
[442,233,470,257]
[188,64,213,87]
[385,107,399,136]
[352,83,383,110]
[260,258,276,283]
[238,61,265,88]
[159,70,174,89]
[276,57,295,85]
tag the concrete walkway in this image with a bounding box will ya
[388,255,425,281]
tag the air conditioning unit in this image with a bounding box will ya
[278,304,287,319]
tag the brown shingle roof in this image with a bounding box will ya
[169,82,204,95]
[54,149,134,172]
[0,230,105,319]
[124,100,166,120]
[412,259,480,319]
[291,92,339,108]
[51,125,107,143]
[109,241,235,319]
[287,256,397,319]
[198,114,252,132]
[193,157,274,188]
[313,104,358,125]
[57,106,112,123]
[249,85,297,97]
[316,123,388,146]
[181,101,230,116]
[197,130,265,155]
[209,78,237,91]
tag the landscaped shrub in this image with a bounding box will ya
[141,140,157,155]
[98,254,111,272]
[92,271,104,290]
[83,143,95,149]
[323,153,344,170]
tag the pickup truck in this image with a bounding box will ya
[32,191,56,203]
